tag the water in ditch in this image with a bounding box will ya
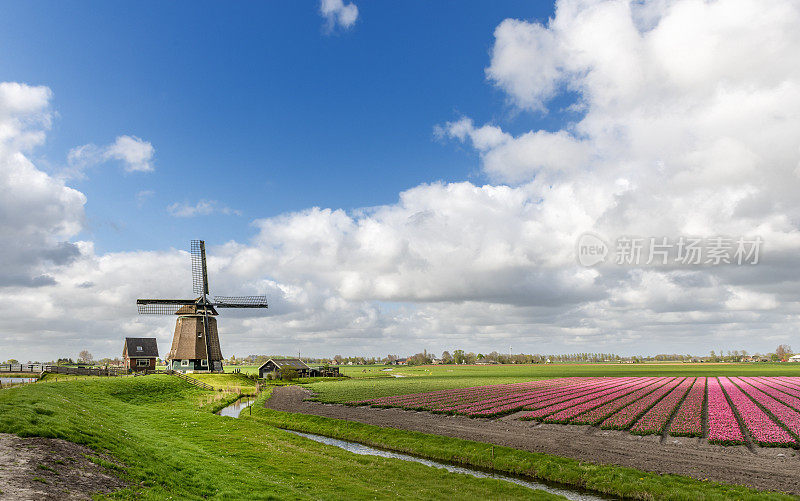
[216,398,610,500]
[216,397,254,417]
[286,430,609,500]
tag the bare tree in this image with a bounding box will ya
[77,350,93,364]
[775,344,793,360]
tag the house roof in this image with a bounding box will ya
[258,358,310,370]
[123,337,159,358]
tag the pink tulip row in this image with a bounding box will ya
[452,378,606,414]
[730,378,800,442]
[355,378,588,414]
[446,378,627,417]
[602,378,686,430]
[718,377,794,446]
[348,377,800,447]
[567,378,675,426]
[668,377,706,437]
[522,377,657,422]
[630,377,696,435]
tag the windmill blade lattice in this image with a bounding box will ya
[213,296,269,308]
[190,239,209,295]
[137,301,195,315]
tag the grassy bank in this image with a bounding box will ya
[0,375,565,499]
[247,390,793,500]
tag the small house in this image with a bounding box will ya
[258,358,311,379]
[123,338,159,371]
[789,355,800,363]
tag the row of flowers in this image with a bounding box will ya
[667,377,705,437]
[347,377,800,447]
[521,378,658,422]
[718,377,793,446]
[629,377,696,435]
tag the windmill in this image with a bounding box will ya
[137,240,268,373]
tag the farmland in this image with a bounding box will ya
[305,362,800,403]
[3,365,800,499]
[346,376,800,447]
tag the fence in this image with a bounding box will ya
[0,364,127,377]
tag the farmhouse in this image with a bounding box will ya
[789,354,800,363]
[122,337,159,371]
[258,358,310,378]
[257,358,341,379]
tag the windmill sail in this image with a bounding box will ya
[191,239,209,296]
[213,296,269,308]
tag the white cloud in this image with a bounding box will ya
[67,135,154,177]
[439,117,591,183]
[0,82,85,288]
[105,135,155,172]
[167,199,242,218]
[319,0,358,31]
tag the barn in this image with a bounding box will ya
[258,358,311,379]
[123,337,159,371]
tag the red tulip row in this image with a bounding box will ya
[630,377,696,435]
[667,377,705,437]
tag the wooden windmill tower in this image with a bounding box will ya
[137,240,268,373]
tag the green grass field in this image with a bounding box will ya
[1,371,797,499]
[0,375,567,499]
[305,362,800,403]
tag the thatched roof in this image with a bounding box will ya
[167,316,223,361]
[123,338,159,358]
[259,358,309,370]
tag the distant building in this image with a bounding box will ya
[258,358,311,379]
[789,355,800,363]
[122,338,159,371]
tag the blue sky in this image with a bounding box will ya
[2,0,798,361]
[0,1,561,254]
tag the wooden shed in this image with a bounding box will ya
[122,337,159,371]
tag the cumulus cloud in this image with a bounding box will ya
[438,117,591,183]
[319,0,358,31]
[67,135,154,177]
[0,82,85,289]
[167,199,242,217]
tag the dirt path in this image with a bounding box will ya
[266,386,800,495]
[0,433,128,500]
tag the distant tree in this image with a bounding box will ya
[440,351,452,364]
[5,359,18,364]
[333,354,344,365]
[78,350,93,364]
[452,350,465,364]
[776,344,793,360]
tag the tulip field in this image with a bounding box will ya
[350,376,800,447]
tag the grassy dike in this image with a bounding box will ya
[0,375,563,500]
[246,389,795,501]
